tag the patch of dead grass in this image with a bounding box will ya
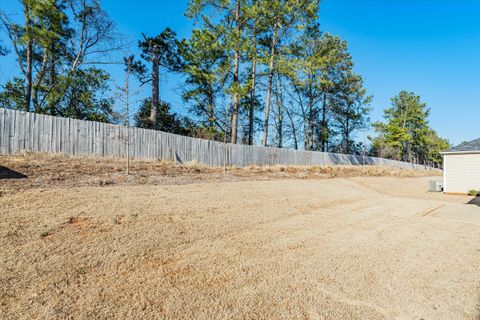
[0,178,476,319]
[0,152,440,194]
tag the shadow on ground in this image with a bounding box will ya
[467,197,480,207]
[0,166,27,180]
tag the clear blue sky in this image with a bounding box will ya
[1,0,479,145]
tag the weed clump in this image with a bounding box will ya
[468,189,479,196]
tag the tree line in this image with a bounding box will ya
[0,0,449,166]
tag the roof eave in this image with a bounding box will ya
[441,150,480,155]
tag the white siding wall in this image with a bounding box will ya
[444,153,480,193]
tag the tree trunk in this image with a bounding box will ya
[248,59,256,145]
[262,26,277,147]
[24,42,33,112]
[208,87,215,128]
[298,97,308,150]
[49,42,57,115]
[321,92,328,152]
[345,103,350,154]
[285,107,298,150]
[150,45,160,124]
[125,57,131,174]
[23,5,33,112]
[230,0,241,144]
[307,87,314,150]
[276,75,284,148]
[32,90,40,113]
[248,13,257,145]
[32,48,48,113]
[291,86,307,149]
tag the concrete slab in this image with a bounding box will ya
[429,202,480,225]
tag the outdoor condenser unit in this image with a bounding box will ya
[429,181,443,192]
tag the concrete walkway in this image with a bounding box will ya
[429,198,480,225]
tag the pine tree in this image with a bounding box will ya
[1,0,123,119]
[1,0,65,112]
[257,0,319,147]
[370,91,443,165]
[186,0,248,144]
[131,28,183,125]
[330,71,371,154]
[181,28,227,131]
[288,26,353,151]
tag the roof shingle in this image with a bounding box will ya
[445,138,480,153]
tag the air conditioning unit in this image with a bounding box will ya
[429,181,443,192]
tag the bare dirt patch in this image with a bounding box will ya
[0,159,478,319]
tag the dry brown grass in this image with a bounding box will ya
[242,163,439,178]
[0,174,478,319]
[0,153,440,194]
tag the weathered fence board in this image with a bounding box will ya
[0,108,435,170]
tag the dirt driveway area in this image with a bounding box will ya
[1,173,479,319]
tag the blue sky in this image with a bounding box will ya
[1,0,479,145]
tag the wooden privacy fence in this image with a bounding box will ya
[0,108,435,170]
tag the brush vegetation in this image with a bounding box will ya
[0,153,440,194]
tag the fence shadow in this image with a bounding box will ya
[0,166,27,180]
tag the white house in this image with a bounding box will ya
[442,138,480,194]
